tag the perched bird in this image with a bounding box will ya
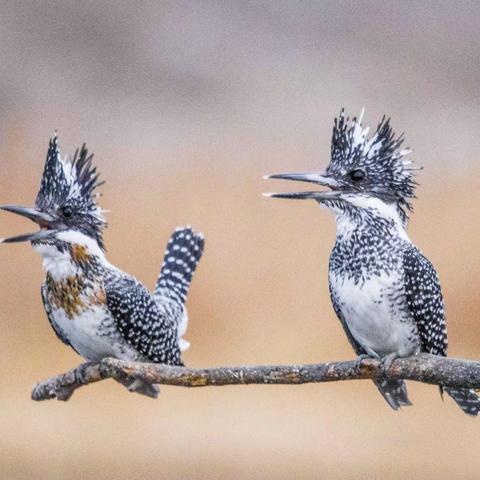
[266,109,480,416]
[1,135,204,396]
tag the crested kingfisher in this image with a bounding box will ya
[1,135,204,397]
[265,109,480,416]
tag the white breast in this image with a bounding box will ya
[330,271,418,357]
[51,303,140,362]
[34,231,139,362]
[34,243,79,281]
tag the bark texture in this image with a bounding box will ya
[31,353,480,402]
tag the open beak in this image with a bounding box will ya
[0,205,57,243]
[263,172,343,200]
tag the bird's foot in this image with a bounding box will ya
[127,378,160,399]
[127,378,146,392]
[380,353,399,376]
[354,353,374,373]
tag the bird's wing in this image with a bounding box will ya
[402,246,447,356]
[104,273,183,366]
[41,283,78,352]
[403,247,480,416]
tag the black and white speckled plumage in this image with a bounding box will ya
[155,227,204,305]
[11,136,204,391]
[268,110,480,415]
[402,247,480,415]
[153,226,205,352]
[104,270,183,365]
[36,135,107,249]
[329,109,417,225]
[328,208,421,410]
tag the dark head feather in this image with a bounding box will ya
[328,109,418,223]
[35,134,106,248]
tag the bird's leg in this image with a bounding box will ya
[380,352,399,376]
[355,353,371,363]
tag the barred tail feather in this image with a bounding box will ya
[445,387,480,417]
[155,226,205,305]
[374,378,412,410]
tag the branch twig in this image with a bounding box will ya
[31,353,480,402]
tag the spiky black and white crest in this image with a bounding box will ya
[328,109,418,220]
[36,134,106,225]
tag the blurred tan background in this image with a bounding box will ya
[1,1,480,479]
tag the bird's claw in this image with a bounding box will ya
[127,378,145,392]
[380,353,399,376]
[354,353,373,373]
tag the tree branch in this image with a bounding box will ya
[31,353,480,402]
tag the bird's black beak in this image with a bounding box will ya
[263,172,343,200]
[0,205,57,243]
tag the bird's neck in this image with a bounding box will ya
[330,204,411,281]
[33,231,110,282]
[334,198,410,243]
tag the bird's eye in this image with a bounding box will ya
[61,206,73,218]
[348,169,366,182]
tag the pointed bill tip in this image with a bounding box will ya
[264,173,309,180]
[0,229,56,244]
[0,204,27,215]
[0,236,16,244]
[263,191,328,200]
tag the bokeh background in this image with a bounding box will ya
[1,1,479,479]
